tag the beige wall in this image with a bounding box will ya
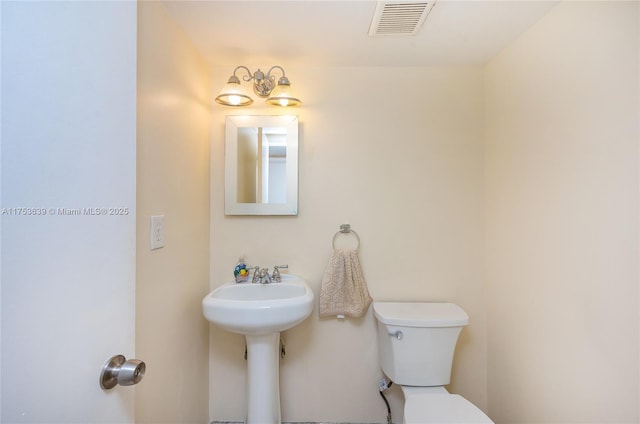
[136,2,211,423]
[209,66,487,423]
[485,2,639,423]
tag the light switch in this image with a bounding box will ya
[150,215,165,250]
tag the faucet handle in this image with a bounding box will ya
[251,266,261,284]
[272,265,288,282]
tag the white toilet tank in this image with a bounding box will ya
[373,302,468,387]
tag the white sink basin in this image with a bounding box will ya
[202,274,314,336]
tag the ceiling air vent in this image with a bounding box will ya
[368,1,435,36]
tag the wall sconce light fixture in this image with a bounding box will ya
[215,65,302,107]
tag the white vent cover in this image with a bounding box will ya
[368,1,435,36]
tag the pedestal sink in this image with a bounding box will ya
[202,274,314,424]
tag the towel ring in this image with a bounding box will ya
[332,224,360,250]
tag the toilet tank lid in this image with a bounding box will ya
[373,302,469,327]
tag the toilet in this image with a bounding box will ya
[373,302,493,424]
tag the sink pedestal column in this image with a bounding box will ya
[245,333,281,424]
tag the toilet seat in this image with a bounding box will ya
[404,393,494,423]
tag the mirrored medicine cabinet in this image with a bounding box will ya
[225,115,299,215]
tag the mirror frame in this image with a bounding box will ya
[225,115,299,215]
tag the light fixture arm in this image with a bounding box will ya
[228,65,290,97]
[267,65,285,76]
[266,65,291,86]
[225,65,251,84]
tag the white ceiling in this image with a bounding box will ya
[162,0,559,68]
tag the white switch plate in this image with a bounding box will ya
[150,215,165,250]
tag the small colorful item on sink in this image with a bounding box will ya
[234,263,249,283]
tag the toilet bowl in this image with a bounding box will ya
[402,386,492,423]
[373,302,493,424]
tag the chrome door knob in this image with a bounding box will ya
[99,354,146,390]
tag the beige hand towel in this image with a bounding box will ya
[319,249,372,318]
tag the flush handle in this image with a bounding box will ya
[389,330,403,340]
[99,354,146,390]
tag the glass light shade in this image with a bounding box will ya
[215,81,253,107]
[265,83,301,107]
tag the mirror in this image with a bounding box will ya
[225,115,299,215]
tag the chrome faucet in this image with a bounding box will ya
[257,268,272,284]
[250,265,289,284]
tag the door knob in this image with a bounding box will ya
[99,354,146,390]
